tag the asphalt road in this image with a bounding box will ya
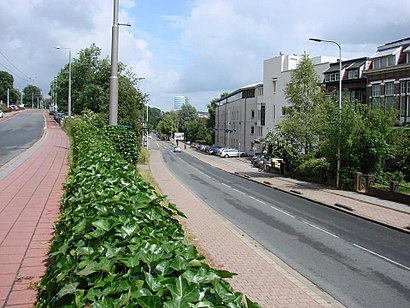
[153,139,410,308]
[0,110,45,167]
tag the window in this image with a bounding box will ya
[348,90,364,103]
[372,84,381,97]
[261,105,265,126]
[242,89,255,98]
[328,72,339,82]
[372,84,381,109]
[407,52,410,64]
[385,82,394,110]
[372,56,395,69]
[348,69,359,79]
[272,80,277,93]
[385,82,394,96]
[251,110,255,118]
[251,126,254,134]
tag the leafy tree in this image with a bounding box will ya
[149,106,163,130]
[319,99,400,188]
[54,44,110,115]
[187,118,212,144]
[0,71,17,104]
[282,53,326,154]
[177,104,198,133]
[157,114,176,139]
[260,130,301,169]
[23,84,42,106]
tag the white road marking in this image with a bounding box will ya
[249,195,266,204]
[232,188,246,195]
[270,205,295,218]
[304,222,339,238]
[221,183,231,188]
[353,243,410,271]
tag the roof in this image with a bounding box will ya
[404,45,410,53]
[370,46,401,59]
[346,60,366,70]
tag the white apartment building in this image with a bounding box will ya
[215,54,337,155]
[263,54,337,135]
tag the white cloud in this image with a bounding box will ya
[0,0,409,112]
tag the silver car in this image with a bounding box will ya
[219,148,246,158]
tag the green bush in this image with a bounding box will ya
[37,117,259,307]
[294,156,329,179]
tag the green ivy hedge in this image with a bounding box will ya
[36,116,259,307]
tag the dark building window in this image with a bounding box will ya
[261,105,265,126]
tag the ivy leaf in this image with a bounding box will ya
[167,276,200,304]
[92,219,111,231]
[136,295,162,308]
[56,282,80,299]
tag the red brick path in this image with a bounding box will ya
[0,113,68,307]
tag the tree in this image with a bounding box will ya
[149,107,163,130]
[187,118,212,144]
[260,130,301,169]
[156,114,176,139]
[23,84,42,107]
[177,104,198,133]
[282,53,326,154]
[0,71,15,104]
[319,99,400,188]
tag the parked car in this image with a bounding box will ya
[252,155,267,168]
[220,148,246,158]
[208,146,222,155]
[0,110,4,118]
[174,146,182,153]
[54,112,66,123]
[10,105,19,111]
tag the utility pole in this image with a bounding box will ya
[108,0,131,125]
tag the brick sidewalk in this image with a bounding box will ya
[0,113,68,307]
[149,149,343,307]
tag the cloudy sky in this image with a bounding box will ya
[1,0,409,112]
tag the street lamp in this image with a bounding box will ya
[54,45,72,117]
[109,0,131,125]
[309,37,342,189]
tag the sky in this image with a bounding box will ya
[1,0,410,112]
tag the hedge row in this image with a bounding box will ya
[36,116,259,307]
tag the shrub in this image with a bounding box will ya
[294,156,329,179]
[37,117,259,307]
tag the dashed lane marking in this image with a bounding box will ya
[353,243,410,271]
[270,205,295,218]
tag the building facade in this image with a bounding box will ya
[364,37,410,125]
[174,96,189,111]
[323,57,369,103]
[215,83,263,155]
[263,54,336,134]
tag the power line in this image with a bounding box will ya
[0,60,31,83]
[0,49,34,84]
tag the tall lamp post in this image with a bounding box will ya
[54,45,72,117]
[109,0,131,125]
[309,37,342,189]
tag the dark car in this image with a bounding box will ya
[252,155,267,168]
[208,146,222,155]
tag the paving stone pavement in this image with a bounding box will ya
[0,112,69,307]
